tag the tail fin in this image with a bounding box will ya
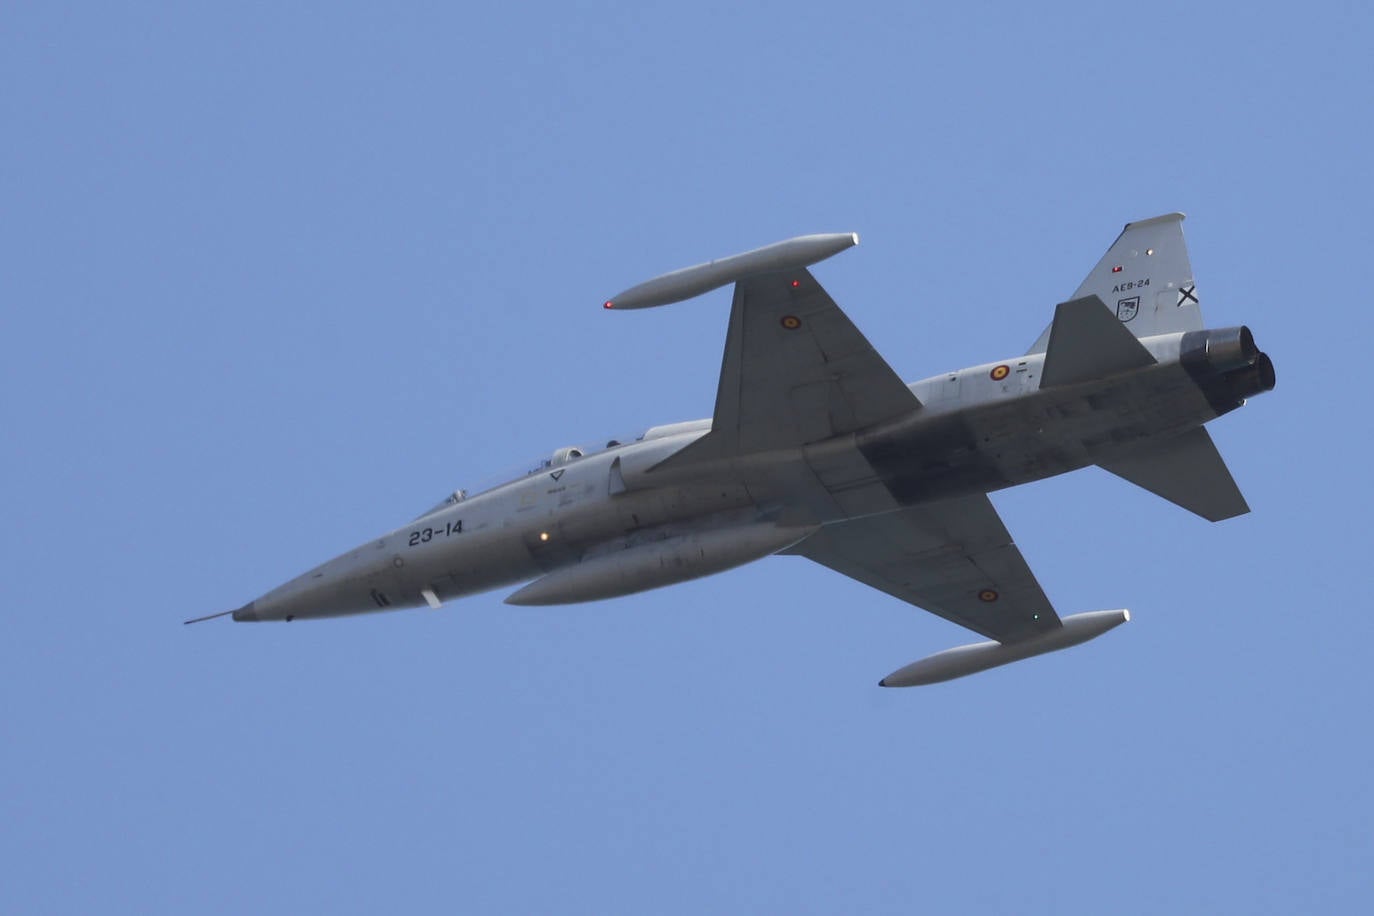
[1028,213,1203,353]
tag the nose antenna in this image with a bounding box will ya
[183,609,235,625]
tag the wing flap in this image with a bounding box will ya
[786,494,1059,643]
[661,269,919,466]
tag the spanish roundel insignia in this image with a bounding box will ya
[978,589,999,603]
[990,364,1010,381]
[780,315,802,330]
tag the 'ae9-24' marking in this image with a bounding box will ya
[408,520,464,546]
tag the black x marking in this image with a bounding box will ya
[1178,285,1198,306]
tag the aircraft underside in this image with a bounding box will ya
[198,214,1275,687]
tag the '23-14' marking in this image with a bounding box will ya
[409,520,463,546]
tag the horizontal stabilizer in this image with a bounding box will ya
[1039,296,1157,388]
[1098,427,1250,521]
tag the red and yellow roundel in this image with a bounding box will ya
[978,589,999,603]
[989,364,1010,381]
[780,315,803,330]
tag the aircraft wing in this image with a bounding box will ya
[784,493,1061,643]
[666,268,920,462]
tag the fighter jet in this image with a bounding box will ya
[189,214,1275,686]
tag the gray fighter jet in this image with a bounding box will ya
[190,214,1275,686]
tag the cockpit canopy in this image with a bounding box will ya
[548,446,586,466]
[538,440,624,470]
[412,488,466,521]
[419,418,711,515]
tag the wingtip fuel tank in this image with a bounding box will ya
[603,232,858,310]
[880,609,1131,687]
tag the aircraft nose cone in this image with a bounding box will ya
[231,601,259,622]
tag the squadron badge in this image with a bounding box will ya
[1116,296,1141,322]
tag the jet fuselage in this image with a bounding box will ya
[232,325,1271,623]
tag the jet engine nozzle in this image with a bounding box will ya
[1180,326,1275,412]
[1226,350,1276,399]
[1194,325,1259,374]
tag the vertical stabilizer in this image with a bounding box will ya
[1029,213,1203,353]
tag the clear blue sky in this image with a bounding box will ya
[4,2,1371,913]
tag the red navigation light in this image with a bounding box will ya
[790,279,801,288]
[1111,265,1123,273]
[603,301,614,309]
